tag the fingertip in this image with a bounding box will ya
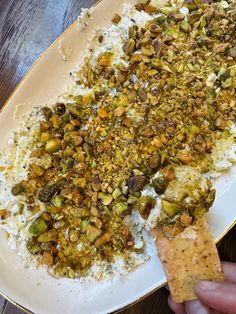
[195,280,222,293]
[194,280,236,313]
[168,295,186,314]
[185,300,211,314]
[221,261,236,283]
[167,294,173,308]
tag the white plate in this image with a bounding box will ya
[0,1,236,313]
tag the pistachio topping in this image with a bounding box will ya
[3,0,236,279]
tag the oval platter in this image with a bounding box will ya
[0,0,236,313]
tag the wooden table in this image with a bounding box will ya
[0,0,236,313]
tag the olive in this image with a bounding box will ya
[41,132,50,143]
[81,220,89,232]
[180,21,191,33]
[99,193,113,205]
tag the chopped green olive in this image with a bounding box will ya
[112,188,122,199]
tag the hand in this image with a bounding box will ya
[168,262,236,314]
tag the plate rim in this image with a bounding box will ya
[1,0,236,312]
[1,221,236,314]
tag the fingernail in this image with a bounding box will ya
[186,300,210,314]
[196,281,222,291]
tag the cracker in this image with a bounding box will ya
[154,217,224,303]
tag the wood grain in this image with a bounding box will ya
[0,0,236,313]
[0,298,6,313]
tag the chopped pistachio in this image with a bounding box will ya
[74,177,86,188]
[86,225,102,243]
[29,218,48,236]
[81,220,89,232]
[38,229,57,242]
[41,132,50,143]
[112,188,122,199]
[45,139,61,153]
[152,176,168,194]
[161,200,181,218]
[137,196,155,219]
[98,193,113,205]
[113,202,128,215]
[112,14,121,24]
[180,21,191,33]
[52,195,62,208]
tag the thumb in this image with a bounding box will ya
[195,280,236,314]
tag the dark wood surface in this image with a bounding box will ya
[0,0,236,313]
